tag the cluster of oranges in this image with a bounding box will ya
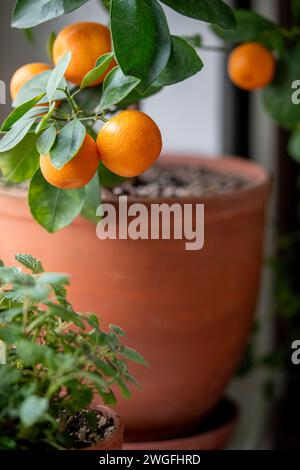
[10,21,276,191]
[10,22,162,189]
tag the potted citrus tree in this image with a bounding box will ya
[0,253,146,450]
[0,0,270,449]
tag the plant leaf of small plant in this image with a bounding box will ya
[181,34,202,48]
[0,132,39,183]
[13,71,66,107]
[81,172,102,223]
[38,272,69,285]
[50,119,86,169]
[81,52,114,89]
[110,0,171,91]
[1,94,45,132]
[98,66,141,111]
[98,162,125,188]
[154,36,203,87]
[0,118,35,153]
[36,125,57,155]
[161,0,236,30]
[20,396,49,427]
[29,170,85,232]
[121,346,148,366]
[47,52,72,103]
[12,0,91,28]
[288,130,300,162]
[15,254,44,274]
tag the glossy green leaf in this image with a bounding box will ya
[99,66,141,110]
[74,86,102,115]
[81,173,101,223]
[36,125,57,155]
[12,0,90,28]
[50,119,86,169]
[81,52,114,89]
[47,52,71,102]
[29,170,85,233]
[0,118,35,153]
[20,395,49,427]
[212,9,284,54]
[1,94,45,131]
[154,36,203,87]
[111,0,171,91]
[161,0,236,29]
[182,34,202,48]
[99,162,125,188]
[13,71,66,107]
[263,44,300,129]
[121,346,148,366]
[15,254,44,274]
[117,85,161,107]
[35,102,56,134]
[0,133,39,183]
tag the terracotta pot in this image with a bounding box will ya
[83,406,123,450]
[123,398,238,450]
[0,155,270,442]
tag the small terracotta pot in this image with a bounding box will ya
[0,155,270,442]
[83,406,123,450]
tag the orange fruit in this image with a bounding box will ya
[40,134,99,189]
[228,42,275,91]
[10,63,51,102]
[96,110,162,177]
[53,22,115,86]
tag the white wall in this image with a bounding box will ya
[0,0,224,156]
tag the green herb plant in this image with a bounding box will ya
[0,254,146,450]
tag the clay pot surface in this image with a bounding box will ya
[123,398,238,450]
[83,406,123,450]
[0,155,270,442]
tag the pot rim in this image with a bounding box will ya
[81,405,123,451]
[0,155,271,223]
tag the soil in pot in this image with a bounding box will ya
[61,409,116,449]
[102,163,249,199]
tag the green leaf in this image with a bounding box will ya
[12,0,90,28]
[35,103,56,135]
[292,0,300,24]
[81,172,101,223]
[20,396,49,427]
[121,346,148,366]
[99,162,125,188]
[0,118,35,153]
[74,86,102,115]
[13,70,66,107]
[182,34,202,48]
[23,28,34,44]
[47,52,72,103]
[81,52,114,89]
[1,94,45,131]
[15,254,44,273]
[0,133,39,183]
[17,340,49,365]
[154,36,203,87]
[50,119,86,169]
[29,169,85,232]
[161,0,236,30]
[212,9,284,54]
[99,390,117,406]
[99,66,141,110]
[109,324,126,336]
[110,0,171,91]
[117,85,161,107]
[36,125,57,155]
[263,44,300,129]
[47,31,56,61]
[288,130,300,162]
[38,272,69,285]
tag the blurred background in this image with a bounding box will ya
[0,0,299,449]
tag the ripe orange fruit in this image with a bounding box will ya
[228,42,275,91]
[40,134,99,189]
[10,63,51,102]
[96,110,162,177]
[53,22,115,86]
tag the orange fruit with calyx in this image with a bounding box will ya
[52,22,115,86]
[96,110,162,178]
[40,134,99,189]
[228,42,275,91]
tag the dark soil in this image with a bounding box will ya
[103,163,248,199]
[61,409,116,449]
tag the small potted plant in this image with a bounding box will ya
[0,254,146,450]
